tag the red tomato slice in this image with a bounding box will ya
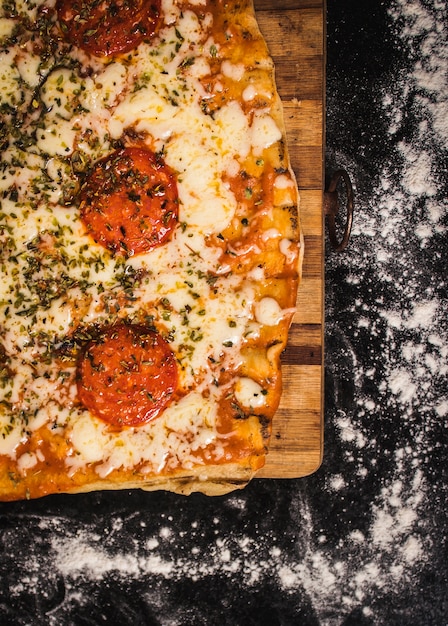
[57,0,162,57]
[77,324,178,427]
[79,147,178,257]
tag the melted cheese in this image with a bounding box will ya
[221,60,245,82]
[0,50,20,108]
[0,18,14,38]
[0,0,296,477]
[255,297,284,327]
[234,378,267,410]
[251,112,282,155]
[67,392,221,477]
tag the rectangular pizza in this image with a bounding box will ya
[0,0,302,500]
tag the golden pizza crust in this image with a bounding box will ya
[63,464,259,498]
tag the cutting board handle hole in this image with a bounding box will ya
[324,169,354,252]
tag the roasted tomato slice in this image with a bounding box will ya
[77,324,178,427]
[57,0,162,57]
[79,147,178,257]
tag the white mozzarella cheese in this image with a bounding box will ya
[255,297,284,327]
[234,378,267,410]
[67,392,220,477]
[251,112,282,155]
[221,60,245,82]
[0,18,15,38]
[0,50,21,108]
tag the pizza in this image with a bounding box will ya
[0,0,302,500]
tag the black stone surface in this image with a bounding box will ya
[1,1,447,624]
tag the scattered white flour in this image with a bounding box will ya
[321,0,446,621]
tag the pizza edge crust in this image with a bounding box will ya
[61,463,258,497]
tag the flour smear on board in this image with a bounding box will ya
[3,0,448,624]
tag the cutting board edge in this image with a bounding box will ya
[259,338,325,479]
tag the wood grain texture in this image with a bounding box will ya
[255,0,325,478]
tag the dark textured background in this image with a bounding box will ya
[1,1,447,624]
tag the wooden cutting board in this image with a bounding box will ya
[255,0,325,478]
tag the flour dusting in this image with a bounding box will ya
[321,0,446,620]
